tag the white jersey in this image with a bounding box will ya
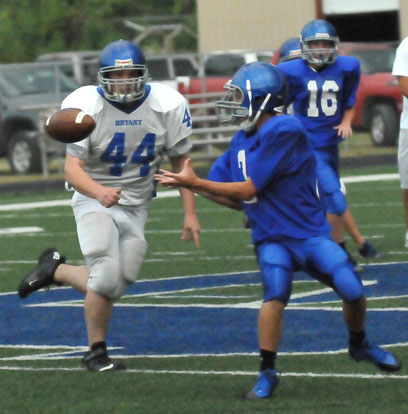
[62,83,192,205]
[393,37,408,129]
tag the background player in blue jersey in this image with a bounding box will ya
[17,40,200,372]
[278,35,379,272]
[155,62,401,400]
[277,20,379,271]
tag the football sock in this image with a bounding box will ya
[91,341,107,352]
[349,330,366,347]
[260,349,276,371]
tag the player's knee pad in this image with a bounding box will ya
[87,256,121,298]
[261,265,292,304]
[121,238,147,284]
[77,212,115,257]
[78,212,121,298]
[331,264,364,302]
[111,279,132,301]
[257,243,293,303]
[322,190,347,215]
[102,239,147,301]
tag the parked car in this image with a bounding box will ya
[0,62,79,174]
[201,49,275,77]
[339,42,401,146]
[37,50,100,85]
[37,50,200,90]
[178,50,275,105]
[145,53,200,89]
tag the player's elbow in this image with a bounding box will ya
[241,191,256,201]
[240,183,257,201]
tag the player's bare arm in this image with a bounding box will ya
[64,153,121,208]
[198,190,243,211]
[334,107,355,139]
[156,158,257,202]
[397,75,408,98]
[169,155,201,248]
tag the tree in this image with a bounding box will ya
[0,0,196,62]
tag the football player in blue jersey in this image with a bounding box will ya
[277,21,379,271]
[278,37,302,62]
[277,34,379,272]
[155,62,401,400]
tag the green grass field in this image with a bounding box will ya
[0,164,407,414]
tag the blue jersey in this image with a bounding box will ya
[277,56,360,148]
[208,115,331,244]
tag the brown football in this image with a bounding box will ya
[44,108,96,143]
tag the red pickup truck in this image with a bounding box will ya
[179,43,402,146]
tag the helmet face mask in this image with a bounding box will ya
[215,62,286,132]
[215,81,249,123]
[300,20,339,67]
[97,41,149,104]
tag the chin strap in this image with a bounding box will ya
[241,93,272,131]
[246,79,253,117]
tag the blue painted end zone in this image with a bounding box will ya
[1,264,407,356]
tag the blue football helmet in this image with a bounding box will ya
[97,40,148,104]
[279,37,301,63]
[300,19,339,66]
[215,62,286,131]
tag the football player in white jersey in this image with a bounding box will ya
[18,40,200,371]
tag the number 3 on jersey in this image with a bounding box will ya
[238,149,257,204]
[100,132,155,177]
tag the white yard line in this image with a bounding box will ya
[341,173,399,183]
[0,174,400,213]
[0,365,406,379]
[0,226,43,235]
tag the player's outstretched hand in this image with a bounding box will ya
[155,158,197,188]
[334,123,353,139]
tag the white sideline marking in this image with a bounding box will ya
[0,365,406,379]
[0,344,85,349]
[341,173,399,183]
[293,294,408,306]
[0,190,180,212]
[0,174,400,213]
[2,342,408,361]
[0,226,43,235]
[0,199,71,211]
[152,251,206,256]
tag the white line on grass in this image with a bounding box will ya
[3,343,408,361]
[0,174,399,213]
[0,227,43,235]
[0,190,181,212]
[342,173,399,183]
[0,365,406,379]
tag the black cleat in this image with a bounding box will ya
[82,347,126,372]
[18,248,65,299]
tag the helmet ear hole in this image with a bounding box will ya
[253,96,266,113]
